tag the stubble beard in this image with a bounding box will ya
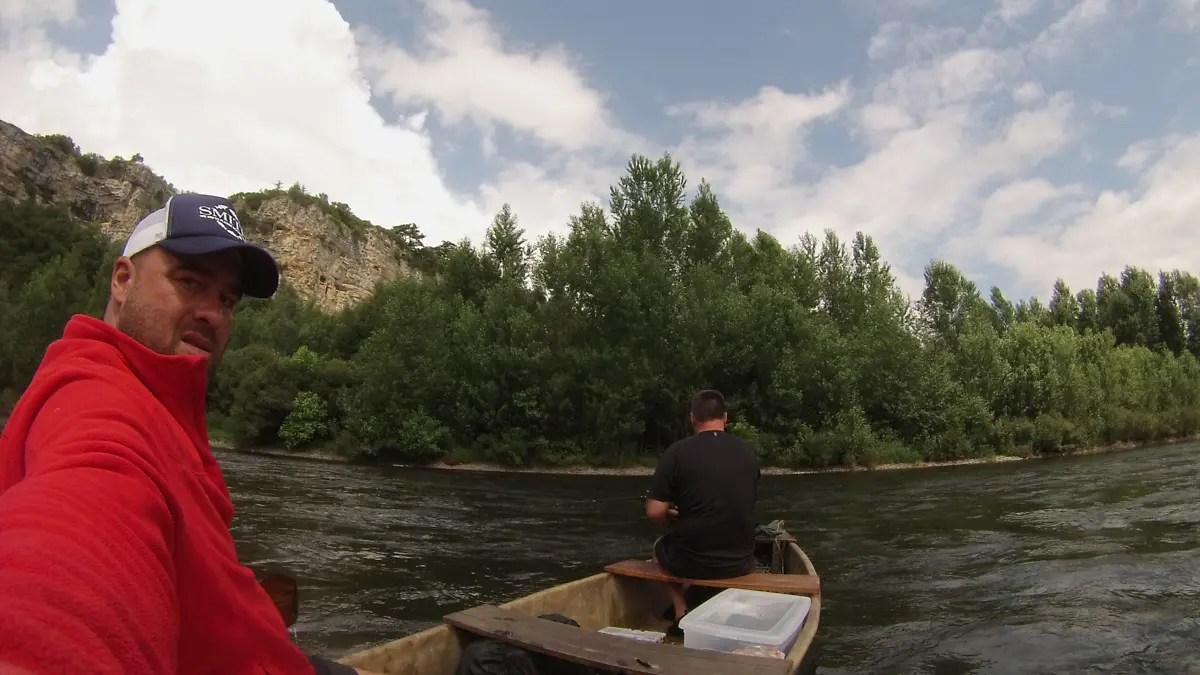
[116,290,222,379]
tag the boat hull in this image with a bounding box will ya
[340,538,821,675]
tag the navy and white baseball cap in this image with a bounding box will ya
[122,193,280,298]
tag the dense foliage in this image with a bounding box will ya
[3,155,1200,468]
[0,200,118,412]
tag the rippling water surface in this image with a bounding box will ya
[221,442,1200,674]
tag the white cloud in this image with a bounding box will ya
[1117,135,1187,172]
[647,0,1197,300]
[0,0,645,250]
[1164,0,1200,31]
[866,21,973,64]
[867,22,906,60]
[356,0,634,153]
[0,0,497,244]
[986,132,1200,290]
[1028,0,1113,61]
[667,83,853,202]
[793,90,1075,251]
[0,0,76,29]
[1118,142,1157,173]
[1012,81,1045,106]
[977,178,1075,234]
[997,0,1041,24]
[659,30,1070,295]
[880,47,1019,118]
[1090,101,1127,118]
[857,102,917,138]
[476,158,615,242]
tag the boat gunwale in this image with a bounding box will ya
[782,541,821,672]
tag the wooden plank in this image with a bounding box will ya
[604,560,821,595]
[443,604,790,675]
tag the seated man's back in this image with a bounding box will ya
[649,425,760,580]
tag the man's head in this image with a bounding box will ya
[104,193,279,375]
[689,389,727,432]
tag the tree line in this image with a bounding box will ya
[2,154,1199,468]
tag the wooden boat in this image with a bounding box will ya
[335,522,821,675]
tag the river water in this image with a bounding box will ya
[220,442,1200,675]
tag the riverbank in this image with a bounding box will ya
[213,434,1200,476]
[211,440,350,464]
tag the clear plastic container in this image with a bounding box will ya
[678,588,812,654]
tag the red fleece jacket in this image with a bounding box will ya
[0,315,316,675]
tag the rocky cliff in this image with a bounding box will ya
[0,120,175,237]
[0,119,414,312]
[229,189,414,311]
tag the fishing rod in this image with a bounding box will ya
[578,493,648,504]
[542,492,649,506]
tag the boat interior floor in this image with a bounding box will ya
[637,585,723,645]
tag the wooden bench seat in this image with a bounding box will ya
[443,604,790,675]
[604,559,821,596]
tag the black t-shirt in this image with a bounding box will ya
[649,430,760,578]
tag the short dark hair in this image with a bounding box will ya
[690,389,726,422]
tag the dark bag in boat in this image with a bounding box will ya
[453,614,601,675]
[530,615,602,675]
[537,613,578,627]
[454,639,540,675]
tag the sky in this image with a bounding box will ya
[0,0,1197,301]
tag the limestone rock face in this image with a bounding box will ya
[233,195,410,312]
[0,119,412,312]
[0,119,173,238]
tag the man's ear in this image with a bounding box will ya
[110,256,136,307]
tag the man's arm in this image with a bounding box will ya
[646,448,677,526]
[0,380,179,675]
[645,498,675,525]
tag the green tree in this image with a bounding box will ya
[1048,279,1080,329]
[279,391,329,450]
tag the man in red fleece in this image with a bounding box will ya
[0,194,382,675]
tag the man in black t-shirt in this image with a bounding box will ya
[645,389,760,623]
